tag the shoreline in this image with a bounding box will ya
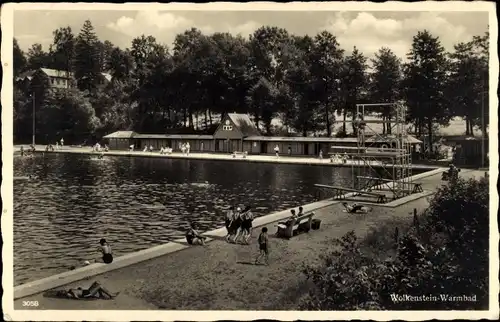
[14,145,440,170]
[13,168,446,300]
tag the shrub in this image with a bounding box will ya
[301,176,490,310]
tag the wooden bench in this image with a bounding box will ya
[276,212,315,238]
[411,183,423,193]
[232,151,248,158]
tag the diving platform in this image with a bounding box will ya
[313,184,387,203]
[357,176,423,193]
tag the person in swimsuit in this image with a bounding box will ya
[241,206,254,244]
[225,206,235,242]
[98,239,113,264]
[255,227,269,265]
[55,281,119,299]
[186,223,206,246]
[230,207,243,243]
[342,202,364,213]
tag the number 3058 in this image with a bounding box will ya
[22,300,39,307]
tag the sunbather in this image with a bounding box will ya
[53,281,119,300]
[342,202,365,213]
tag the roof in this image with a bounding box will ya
[244,136,359,143]
[40,68,74,78]
[227,113,261,137]
[103,131,138,139]
[15,70,36,81]
[134,134,214,140]
[365,134,422,144]
[16,68,113,81]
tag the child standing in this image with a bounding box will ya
[255,227,269,265]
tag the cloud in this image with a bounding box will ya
[106,11,195,41]
[226,21,261,38]
[106,11,262,46]
[322,12,472,60]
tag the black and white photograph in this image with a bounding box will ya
[1,1,498,321]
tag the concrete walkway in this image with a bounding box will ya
[13,169,486,310]
[14,145,438,170]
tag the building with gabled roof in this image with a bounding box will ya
[212,112,262,152]
[103,113,422,156]
[15,68,113,90]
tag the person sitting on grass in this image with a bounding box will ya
[342,202,364,213]
[186,223,206,246]
[98,238,113,264]
[255,227,269,265]
[54,281,119,300]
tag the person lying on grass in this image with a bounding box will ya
[342,202,366,213]
[54,281,119,300]
[186,223,207,245]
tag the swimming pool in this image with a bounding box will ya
[13,153,424,285]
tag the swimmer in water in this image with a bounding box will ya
[98,239,113,264]
[98,152,104,160]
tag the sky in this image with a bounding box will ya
[13,9,489,60]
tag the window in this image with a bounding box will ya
[223,125,233,131]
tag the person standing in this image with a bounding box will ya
[274,145,280,158]
[225,206,235,242]
[241,206,254,244]
[230,207,243,243]
[255,227,269,265]
[60,138,64,148]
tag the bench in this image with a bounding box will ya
[276,212,315,238]
[411,183,423,193]
[232,151,248,158]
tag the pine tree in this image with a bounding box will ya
[74,20,101,94]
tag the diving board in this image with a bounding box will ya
[330,151,410,158]
[14,176,30,181]
[314,184,387,203]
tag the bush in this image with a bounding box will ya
[301,176,490,310]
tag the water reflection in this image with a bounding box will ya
[14,153,396,285]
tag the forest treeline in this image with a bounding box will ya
[13,20,489,148]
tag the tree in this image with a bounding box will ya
[471,31,489,138]
[369,47,403,134]
[310,31,344,136]
[403,30,450,151]
[44,89,101,143]
[26,43,50,70]
[283,41,321,136]
[13,38,27,76]
[246,77,277,134]
[447,41,483,135]
[107,47,134,80]
[340,47,368,134]
[74,20,101,93]
[50,26,75,79]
